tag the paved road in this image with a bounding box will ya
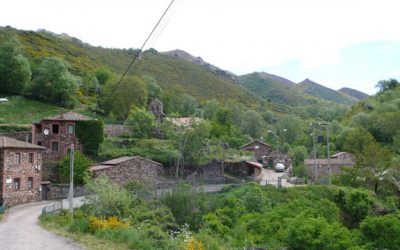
[260,168,294,187]
[0,201,84,250]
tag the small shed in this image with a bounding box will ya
[90,156,163,185]
[239,140,272,163]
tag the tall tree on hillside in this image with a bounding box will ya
[100,75,147,120]
[125,108,155,139]
[0,39,31,94]
[95,67,113,85]
[31,57,78,107]
[143,75,162,102]
[276,114,304,144]
[240,110,264,138]
[356,142,392,193]
[376,79,399,93]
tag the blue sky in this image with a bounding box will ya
[1,0,399,95]
[265,41,400,94]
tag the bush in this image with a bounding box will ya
[85,176,134,218]
[360,214,400,250]
[58,151,92,185]
[343,189,373,224]
[89,216,129,232]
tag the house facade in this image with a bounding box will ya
[90,156,163,185]
[305,152,355,182]
[240,140,273,163]
[0,137,45,207]
[32,111,92,161]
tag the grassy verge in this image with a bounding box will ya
[39,213,130,250]
[0,214,3,221]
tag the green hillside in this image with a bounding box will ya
[295,79,358,105]
[6,27,258,107]
[339,87,369,101]
[237,72,319,106]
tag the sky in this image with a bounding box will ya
[2,0,400,95]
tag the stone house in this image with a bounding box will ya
[0,136,45,207]
[32,111,92,161]
[148,99,166,133]
[239,140,272,163]
[304,152,355,182]
[90,156,163,185]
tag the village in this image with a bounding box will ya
[0,98,355,209]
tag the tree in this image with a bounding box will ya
[0,40,31,94]
[360,214,400,250]
[31,57,78,107]
[285,216,355,250]
[58,151,92,185]
[356,142,392,193]
[100,75,147,120]
[81,73,100,96]
[125,108,155,138]
[376,78,399,93]
[203,99,221,120]
[289,146,308,167]
[276,114,304,144]
[240,110,264,138]
[343,189,372,224]
[143,75,162,102]
[95,67,113,85]
[341,128,375,154]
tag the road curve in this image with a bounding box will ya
[0,201,84,250]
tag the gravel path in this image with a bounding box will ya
[0,201,84,250]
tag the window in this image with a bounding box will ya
[36,125,42,134]
[51,141,59,152]
[27,177,33,190]
[28,153,34,163]
[13,178,20,190]
[16,153,21,164]
[52,124,59,134]
[255,145,259,149]
[67,124,75,134]
[37,141,42,146]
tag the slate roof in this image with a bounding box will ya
[90,156,162,171]
[239,140,271,149]
[0,136,46,150]
[43,111,92,121]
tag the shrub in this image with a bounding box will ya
[360,214,400,250]
[89,216,129,232]
[343,189,373,224]
[85,176,134,218]
[58,151,92,185]
[75,120,104,156]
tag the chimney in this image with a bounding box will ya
[60,108,64,119]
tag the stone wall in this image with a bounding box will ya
[92,157,163,186]
[1,149,43,207]
[185,160,224,182]
[104,124,132,137]
[46,184,88,200]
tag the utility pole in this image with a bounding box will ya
[326,124,331,186]
[69,144,74,214]
[311,123,317,181]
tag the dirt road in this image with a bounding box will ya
[0,201,83,250]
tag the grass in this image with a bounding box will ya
[39,214,130,250]
[0,95,61,124]
[0,94,105,124]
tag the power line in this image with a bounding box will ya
[105,0,176,102]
